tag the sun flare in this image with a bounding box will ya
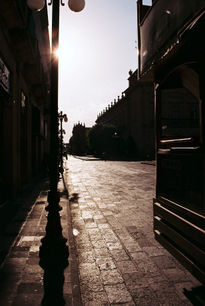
[53,44,77,64]
[54,48,60,58]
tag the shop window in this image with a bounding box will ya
[159,65,201,147]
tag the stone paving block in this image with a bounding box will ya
[89,234,105,244]
[100,269,124,285]
[2,258,27,274]
[8,250,29,258]
[94,248,111,259]
[74,233,90,244]
[11,293,43,306]
[115,260,137,274]
[79,262,100,277]
[87,227,102,236]
[110,249,130,261]
[142,246,169,257]
[78,251,95,264]
[129,251,149,262]
[96,257,116,270]
[134,237,153,248]
[92,240,109,249]
[26,257,39,265]
[96,218,109,225]
[29,245,40,253]
[76,242,93,253]
[81,276,104,292]
[82,211,93,220]
[150,279,179,299]
[17,282,43,294]
[123,272,154,289]
[104,283,133,304]
[21,272,44,283]
[111,302,135,306]
[88,203,98,209]
[132,286,159,305]
[126,226,138,233]
[63,294,73,305]
[151,254,177,269]
[76,242,93,251]
[98,223,110,229]
[102,210,114,216]
[163,268,189,282]
[138,258,161,274]
[4,257,27,267]
[14,246,30,253]
[123,242,142,253]
[25,264,42,274]
[81,290,109,305]
[17,226,36,235]
[84,301,109,306]
[107,242,123,251]
[103,234,119,243]
[63,281,73,295]
[16,236,35,247]
[114,230,133,242]
[85,221,98,229]
[105,219,123,230]
[99,228,115,235]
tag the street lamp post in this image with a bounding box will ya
[58,111,68,173]
[26,0,85,304]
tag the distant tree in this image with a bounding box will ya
[88,124,123,159]
[69,123,89,155]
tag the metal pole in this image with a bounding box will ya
[49,0,60,196]
[39,1,68,303]
[60,112,63,173]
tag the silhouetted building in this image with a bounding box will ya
[137,0,205,284]
[0,3,50,204]
[96,70,154,160]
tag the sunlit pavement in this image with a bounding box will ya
[65,155,200,305]
[0,155,201,305]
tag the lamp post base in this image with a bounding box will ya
[39,234,69,270]
[39,191,69,305]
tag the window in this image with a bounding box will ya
[158,65,201,147]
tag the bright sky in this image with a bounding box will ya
[47,0,151,142]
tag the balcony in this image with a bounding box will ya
[137,0,205,78]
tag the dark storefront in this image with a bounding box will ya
[138,0,205,284]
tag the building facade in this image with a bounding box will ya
[137,0,205,284]
[0,2,50,205]
[96,70,155,160]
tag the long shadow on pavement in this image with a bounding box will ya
[0,177,49,267]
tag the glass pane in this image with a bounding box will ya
[160,87,200,142]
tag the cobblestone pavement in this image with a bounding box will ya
[64,155,201,306]
[0,177,81,306]
[0,155,203,306]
